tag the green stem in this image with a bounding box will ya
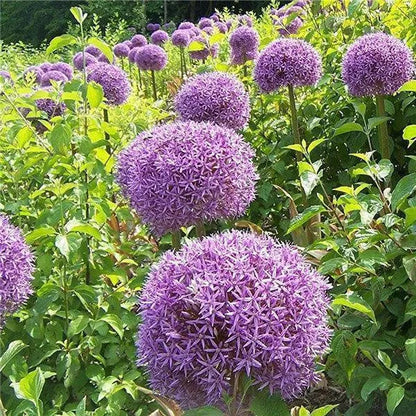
[182,48,187,75]
[179,48,184,80]
[62,262,69,334]
[0,397,6,416]
[243,61,247,78]
[171,230,181,250]
[151,70,157,101]
[103,108,111,153]
[195,222,205,239]
[288,85,302,162]
[138,68,142,89]
[375,95,389,159]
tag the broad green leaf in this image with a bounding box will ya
[12,368,45,406]
[399,80,416,92]
[361,375,391,401]
[311,405,339,416]
[70,6,86,24]
[386,386,404,415]
[16,126,33,148]
[99,314,124,339]
[250,390,290,416]
[308,138,326,153]
[391,173,416,211]
[403,125,416,143]
[0,340,27,372]
[75,397,87,416]
[68,315,89,338]
[87,82,103,108]
[403,256,416,282]
[87,37,113,63]
[331,331,357,379]
[55,234,71,260]
[209,32,225,45]
[300,170,320,197]
[402,368,416,383]
[285,144,304,153]
[188,40,205,52]
[332,293,376,321]
[26,226,56,243]
[66,220,101,241]
[405,338,416,365]
[46,34,77,55]
[286,205,326,235]
[334,122,363,136]
[367,116,390,131]
[49,124,71,155]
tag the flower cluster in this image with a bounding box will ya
[188,36,217,60]
[40,70,68,87]
[175,72,250,130]
[36,98,66,118]
[171,30,191,47]
[229,26,259,65]
[135,45,168,71]
[146,23,161,33]
[116,121,257,236]
[73,52,98,70]
[0,215,34,330]
[137,230,331,409]
[113,42,131,58]
[254,39,322,92]
[150,30,170,46]
[342,32,414,96]
[131,35,147,47]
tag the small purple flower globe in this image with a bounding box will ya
[73,52,97,71]
[215,21,228,34]
[238,14,253,27]
[146,23,160,33]
[135,45,168,71]
[210,13,220,22]
[198,17,213,30]
[40,70,68,87]
[150,30,169,46]
[128,47,141,63]
[178,22,194,30]
[84,45,101,57]
[23,66,43,84]
[114,42,131,58]
[0,215,34,329]
[0,70,12,83]
[202,27,214,36]
[36,98,66,118]
[171,30,190,48]
[50,62,73,80]
[254,39,322,92]
[87,63,131,106]
[39,62,53,72]
[342,32,414,96]
[116,121,257,236]
[137,230,331,409]
[277,16,303,36]
[229,26,259,65]
[97,53,113,64]
[175,72,250,130]
[131,34,147,48]
[124,40,134,49]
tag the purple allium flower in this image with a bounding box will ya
[131,34,148,47]
[97,53,114,63]
[36,97,66,118]
[0,215,34,330]
[175,72,250,130]
[40,70,68,87]
[0,70,12,83]
[254,39,322,92]
[215,21,228,34]
[202,27,214,36]
[135,45,168,71]
[84,45,102,57]
[226,19,233,30]
[238,14,253,27]
[147,23,161,33]
[114,42,131,58]
[229,26,259,65]
[277,17,303,36]
[73,52,97,70]
[342,32,414,97]
[50,62,73,80]
[150,30,170,45]
[188,36,211,61]
[137,230,331,409]
[171,30,191,48]
[39,62,53,72]
[198,17,213,30]
[124,40,134,49]
[87,63,131,106]
[128,47,141,63]
[23,66,43,84]
[178,22,194,30]
[210,13,220,22]
[116,121,257,236]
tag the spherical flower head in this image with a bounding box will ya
[226,19,233,30]
[135,45,168,71]
[73,52,97,71]
[202,26,214,36]
[215,22,228,34]
[39,62,53,72]
[97,53,114,64]
[172,30,190,47]
[210,13,220,22]
[116,121,257,236]
[178,21,194,30]
[124,40,133,49]
[84,45,101,57]
[114,42,130,58]
[23,66,43,84]
[198,17,213,29]
[175,72,250,130]
[254,39,322,92]
[128,47,141,63]
[50,62,73,80]
[36,97,66,118]
[87,63,131,106]
[342,32,414,97]
[40,70,68,87]
[137,230,331,409]
[147,23,160,33]
[188,36,211,60]
[238,14,253,27]
[150,30,169,45]
[277,16,303,36]
[0,215,34,330]
[131,34,147,47]
[0,70,12,83]
[230,26,259,65]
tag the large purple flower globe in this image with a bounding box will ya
[87,63,131,106]
[39,62,53,72]
[131,34,147,48]
[171,30,190,47]
[50,62,73,80]
[73,52,97,70]
[84,45,101,57]
[150,30,169,45]
[175,72,250,130]
[342,32,414,96]
[229,26,259,65]
[135,45,168,71]
[116,121,257,236]
[178,22,194,30]
[40,70,68,87]
[137,230,331,409]
[254,39,322,92]
[0,215,34,329]
[198,17,213,30]
[114,42,131,58]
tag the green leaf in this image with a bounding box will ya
[399,80,416,92]
[87,82,103,108]
[403,256,416,282]
[16,126,33,148]
[286,205,326,235]
[55,234,70,259]
[99,314,124,339]
[188,40,205,52]
[68,315,89,338]
[300,171,319,197]
[46,34,77,55]
[403,125,416,143]
[361,375,392,401]
[66,220,101,241]
[332,293,376,321]
[250,390,290,416]
[386,386,404,415]
[12,368,45,406]
[87,37,113,63]
[184,407,223,416]
[405,338,416,365]
[367,116,391,131]
[209,33,225,45]
[402,368,416,383]
[311,405,339,416]
[70,6,86,24]
[75,397,87,416]
[334,122,364,136]
[307,139,326,153]
[0,340,27,372]
[331,331,357,379]
[391,173,416,211]
[285,144,304,153]
[49,124,71,155]
[26,226,56,243]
